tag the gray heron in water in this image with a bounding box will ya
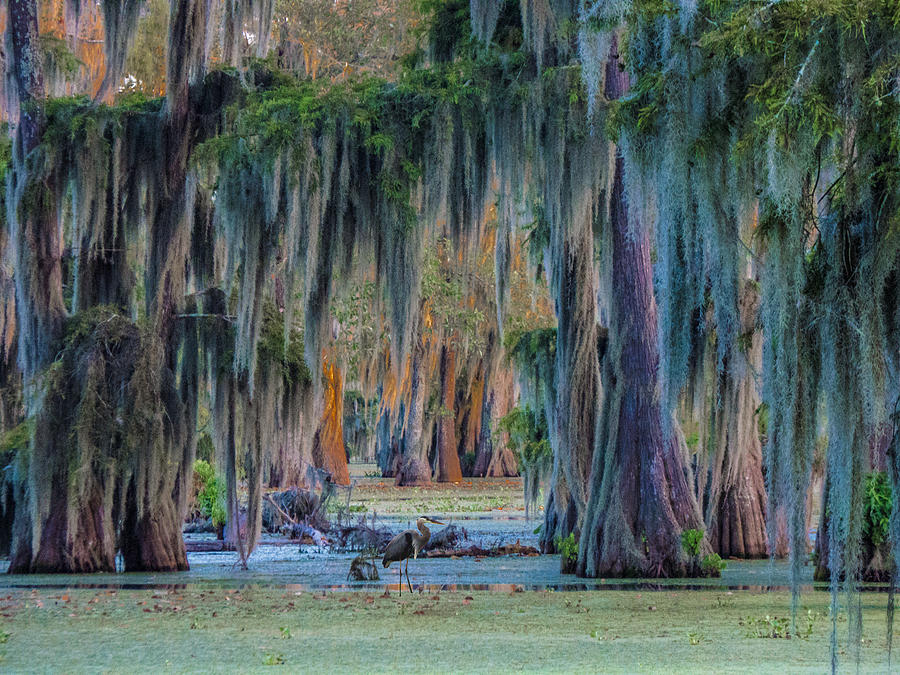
[382,516,444,595]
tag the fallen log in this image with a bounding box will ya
[424,541,539,558]
[185,540,226,552]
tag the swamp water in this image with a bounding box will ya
[0,516,845,593]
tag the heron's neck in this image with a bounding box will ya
[417,521,431,540]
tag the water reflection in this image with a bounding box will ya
[1,580,886,593]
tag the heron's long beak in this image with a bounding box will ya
[426,518,445,525]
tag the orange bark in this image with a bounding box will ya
[312,358,350,485]
[435,344,462,482]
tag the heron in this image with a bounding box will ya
[382,516,444,595]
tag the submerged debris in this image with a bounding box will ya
[424,524,466,551]
[333,523,393,553]
[262,488,329,533]
[347,555,380,581]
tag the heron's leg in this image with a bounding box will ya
[405,557,413,593]
[398,564,402,597]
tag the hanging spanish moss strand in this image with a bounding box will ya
[221,0,275,66]
[94,0,145,101]
[469,0,500,44]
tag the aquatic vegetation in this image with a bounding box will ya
[701,554,727,576]
[681,529,703,558]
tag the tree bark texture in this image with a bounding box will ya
[396,340,432,485]
[692,285,769,558]
[577,35,704,578]
[435,344,463,482]
[312,360,350,485]
[541,114,602,551]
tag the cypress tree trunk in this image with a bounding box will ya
[435,344,463,482]
[472,331,517,477]
[375,384,402,477]
[0,323,20,434]
[695,284,769,558]
[221,377,246,555]
[312,360,350,485]
[0,307,19,556]
[396,339,432,485]
[577,37,704,578]
[6,0,79,574]
[703,366,768,558]
[14,377,121,572]
[540,117,601,552]
[474,369,518,477]
[7,0,44,154]
[118,0,211,571]
[266,384,312,488]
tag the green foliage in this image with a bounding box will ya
[40,35,83,78]
[701,553,727,575]
[503,327,556,369]
[193,460,226,527]
[684,430,700,451]
[121,0,169,96]
[755,403,769,440]
[196,432,214,463]
[863,471,891,548]
[681,528,703,557]
[0,123,10,183]
[0,420,33,455]
[607,68,665,140]
[40,95,162,153]
[257,303,311,388]
[417,0,473,63]
[272,0,418,80]
[740,610,819,639]
[262,653,286,665]
[741,615,790,639]
[332,282,380,382]
[555,532,578,565]
[421,239,485,346]
[496,405,551,471]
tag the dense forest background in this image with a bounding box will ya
[1,1,899,669]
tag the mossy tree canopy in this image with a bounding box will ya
[4,5,899,670]
[603,0,900,667]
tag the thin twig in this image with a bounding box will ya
[264,493,297,525]
[175,313,235,322]
[774,25,825,122]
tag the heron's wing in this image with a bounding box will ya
[382,531,415,565]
